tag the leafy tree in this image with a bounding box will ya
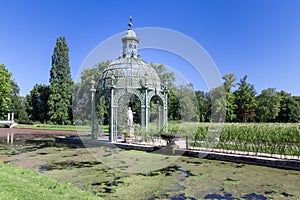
[294,96,300,105]
[256,88,281,122]
[276,91,300,122]
[222,73,237,122]
[167,88,181,121]
[195,91,210,122]
[150,64,199,122]
[234,75,257,122]
[47,36,73,125]
[209,86,226,122]
[9,80,30,123]
[13,96,30,123]
[0,65,29,122]
[26,84,50,123]
[177,84,199,122]
[73,61,110,125]
[150,63,175,85]
[0,64,13,119]
[223,73,237,92]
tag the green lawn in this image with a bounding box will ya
[0,162,100,200]
[14,124,90,132]
[14,124,110,132]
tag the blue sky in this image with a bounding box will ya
[1,0,300,96]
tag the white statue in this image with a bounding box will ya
[126,107,134,138]
[126,107,133,126]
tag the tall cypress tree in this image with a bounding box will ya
[48,36,73,125]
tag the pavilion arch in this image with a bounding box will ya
[115,92,141,133]
[149,94,166,131]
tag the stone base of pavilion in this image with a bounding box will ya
[125,135,168,146]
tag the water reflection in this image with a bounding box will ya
[0,135,55,155]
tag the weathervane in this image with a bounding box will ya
[128,16,133,30]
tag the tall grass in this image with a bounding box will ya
[189,123,300,156]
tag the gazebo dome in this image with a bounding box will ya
[99,29,162,91]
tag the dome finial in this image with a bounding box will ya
[128,16,133,30]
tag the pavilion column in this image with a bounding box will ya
[158,104,163,131]
[113,105,118,141]
[145,89,149,130]
[164,91,168,131]
[109,87,114,142]
[90,76,97,139]
[141,103,146,130]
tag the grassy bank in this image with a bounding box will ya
[0,162,99,200]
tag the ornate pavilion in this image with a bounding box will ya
[97,18,168,142]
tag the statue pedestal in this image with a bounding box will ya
[127,125,134,138]
[126,125,135,143]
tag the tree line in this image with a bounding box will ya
[198,73,300,123]
[0,36,73,124]
[0,36,299,124]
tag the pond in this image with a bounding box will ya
[1,134,300,199]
